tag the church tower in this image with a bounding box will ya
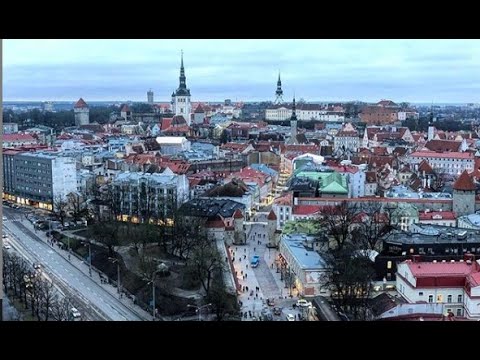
[173,50,192,125]
[274,72,284,104]
[287,96,298,145]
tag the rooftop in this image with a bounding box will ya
[282,234,327,270]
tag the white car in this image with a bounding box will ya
[286,313,296,321]
[70,307,81,320]
[296,299,312,308]
[3,244,11,250]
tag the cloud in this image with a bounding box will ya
[3,39,480,102]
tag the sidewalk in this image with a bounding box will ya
[18,218,153,321]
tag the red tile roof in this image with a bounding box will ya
[3,133,37,142]
[74,98,88,108]
[292,205,321,216]
[267,210,277,220]
[121,104,130,112]
[410,151,473,160]
[417,160,435,174]
[407,262,471,277]
[418,211,456,221]
[453,170,476,191]
[424,140,461,152]
[233,209,244,219]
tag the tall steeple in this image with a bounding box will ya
[288,95,298,144]
[176,50,189,95]
[174,50,192,124]
[274,71,284,104]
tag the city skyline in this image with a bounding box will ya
[3,39,480,103]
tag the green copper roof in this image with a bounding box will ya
[295,171,348,194]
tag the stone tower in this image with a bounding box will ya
[453,170,476,217]
[147,89,154,104]
[267,209,278,246]
[74,98,89,126]
[173,50,192,125]
[233,209,246,245]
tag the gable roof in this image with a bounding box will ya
[74,98,88,108]
[453,170,476,191]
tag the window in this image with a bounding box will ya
[458,295,463,303]
[387,261,392,269]
[447,295,452,303]
[428,295,434,303]
[419,292,424,296]
[457,309,463,316]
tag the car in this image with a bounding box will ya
[267,298,275,306]
[286,313,295,321]
[2,216,7,221]
[33,263,42,270]
[2,234,7,239]
[3,244,11,250]
[273,307,282,316]
[296,299,312,308]
[70,307,81,320]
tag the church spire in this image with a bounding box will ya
[274,71,284,104]
[291,95,297,121]
[175,50,190,97]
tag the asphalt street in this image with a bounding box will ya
[2,206,149,321]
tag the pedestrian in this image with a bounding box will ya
[236,247,238,251]
[246,286,249,292]
[239,257,242,262]
[225,257,228,262]
[244,248,246,253]
[233,257,235,262]
[246,264,248,269]
[241,271,243,275]
[245,273,248,279]
[235,271,238,276]
[244,255,246,259]
[254,247,256,252]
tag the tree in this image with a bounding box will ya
[69,192,89,223]
[350,202,394,251]
[323,244,375,321]
[186,239,224,296]
[220,129,230,145]
[90,222,121,257]
[206,279,238,321]
[37,278,56,321]
[319,201,359,250]
[53,195,69,227]
[51,296,75,321]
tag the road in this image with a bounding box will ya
[2,206,148,321]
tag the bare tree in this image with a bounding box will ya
[186,239,224,296]
[50,296,74,321]
[69,192,89,223]
[53,195,69,227]
[90,221,120,257]
[37,278,56,321]
[350,202,394,251]
[319,201,359,250]
[323,244,375,321]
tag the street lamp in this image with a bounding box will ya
[187,303,212,322]
[147,269,161,321]
[108,257,121,298]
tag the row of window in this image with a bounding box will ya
[421,293,463,303]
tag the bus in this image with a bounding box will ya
[251,255,260,268]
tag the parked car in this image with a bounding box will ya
[3,244,11,250]
[267,298,275,306]
[273,307,282,315]
[70,307,81,320]
[33,263,42,270]
[296,299,312,308]
[286,313,295,321]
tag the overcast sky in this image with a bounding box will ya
[3,39,480,103]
